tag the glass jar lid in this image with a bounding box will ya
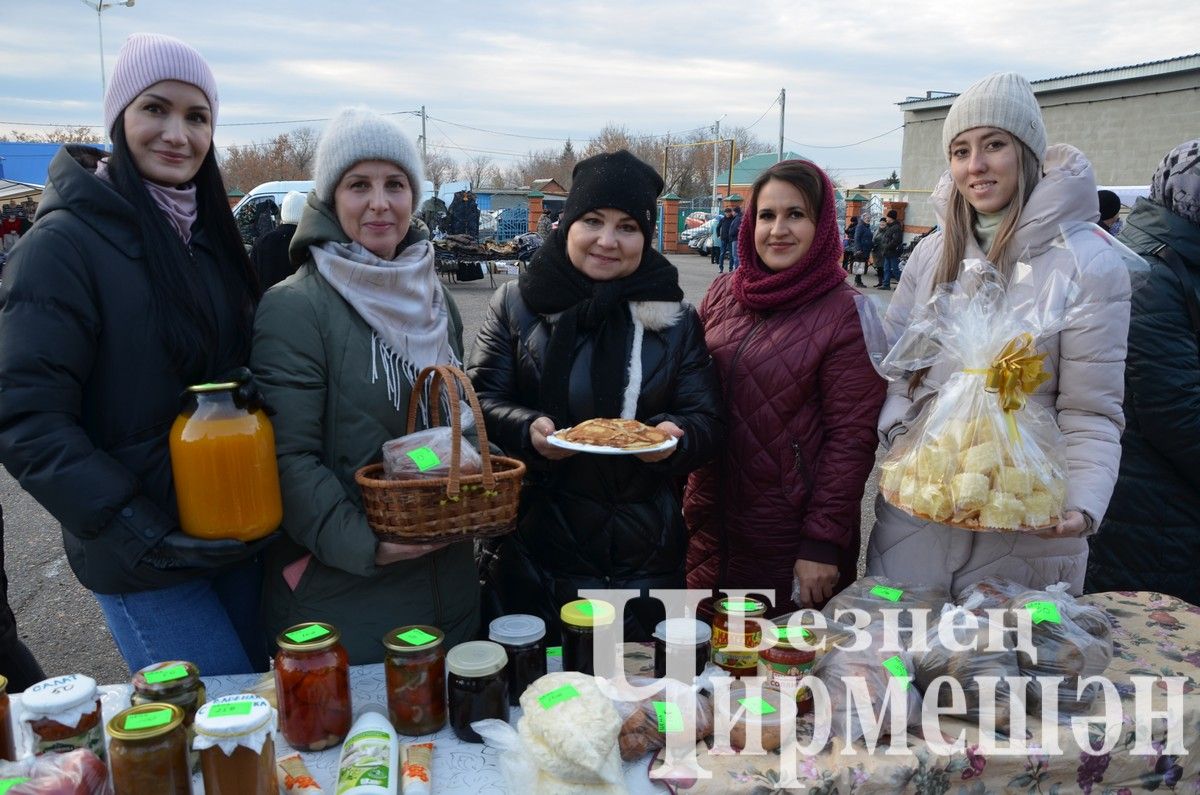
[107,703,184,742]
[276,622,341,653]
[489,614,546,646]
[654,618,713,646]
[186,382,239,393]
[23,673,97,714]
[132,660,201,697]
[446,641,507,678]
[715,596,767,617]
[560,599,616,629]
[194,695,273,738]
[383,625,444,654]
[719,682,785,728]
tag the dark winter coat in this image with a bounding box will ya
[728,210,744,245]
[881,219,903,256]
[853,218,874,257]
[0,146,258,594]
[467,282,723,640]
[684,277,886,612]
[718,214,735,245]
[1087,197,1200,603]
[250,222,298,291]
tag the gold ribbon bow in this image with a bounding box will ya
[965,332,1051,439]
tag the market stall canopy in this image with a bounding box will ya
[0,178,42,203]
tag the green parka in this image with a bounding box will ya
[250,195,479,664]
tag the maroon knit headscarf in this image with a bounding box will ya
[731,161,847,311]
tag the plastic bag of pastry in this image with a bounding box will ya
[876,258,1091,532]
[812,625,922,746]
[1007,584,1114,717]
[381,426,482,481]
[0,749,112,794]
[915,599,1020,726]
[820,576,950,631]
[955,575,1030,612]
[599,675,715,762]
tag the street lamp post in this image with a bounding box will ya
[80,0,135,126]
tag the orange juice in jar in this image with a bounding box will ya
[170,382,282,541]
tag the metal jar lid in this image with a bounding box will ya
[489,614,546,646]
[132,660,201,696]
[446,641,507,678]
[107,703,184,742]
[383,625,444,654]
[276,622,341,653]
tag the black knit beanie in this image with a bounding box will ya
[560,150,663,242]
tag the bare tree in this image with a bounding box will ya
[503,146,567,190]
[459,154,500,189]
[422,151,457,194]
[219,129,319,191]
[6,126,104,144]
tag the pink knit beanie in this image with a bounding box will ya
[104,33,219,135]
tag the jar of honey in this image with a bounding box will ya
[0,675,15,761]
[274,622,352,750]
[712,597,767,677]
[383,625,446,736]
[21,673,105,759]
[194,695,277,795]
[560,599,616,676]
[170,381,282,541]
[108,703,190,794]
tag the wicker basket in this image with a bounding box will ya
[355,365,525,544]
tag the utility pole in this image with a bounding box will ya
[778,88,786,162]
[711,117,722,214]
[420,105,427,162]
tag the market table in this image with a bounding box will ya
[649,591,1200,794]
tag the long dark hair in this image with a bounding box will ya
[107,114,261,378]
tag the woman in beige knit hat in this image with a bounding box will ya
[866,72,1133,597]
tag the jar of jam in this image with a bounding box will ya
[274,621,352,750]
[170,380,282,541]
[560,599,616,676]
[131,660,206,769]
[108,703,190,794]
[446,641,509,743]
[653,618,712,681]
[712,597,767,677]
[489,614,547,706]
[0,675,15,761]
[21,673,105,759]
[759,626,817,709]
[383,625,446,736]
[194,695,277,795]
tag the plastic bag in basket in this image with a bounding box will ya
[382,426,482,481]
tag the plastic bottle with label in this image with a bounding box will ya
[335,711,398,795]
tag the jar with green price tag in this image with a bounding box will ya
[108,703,190,794]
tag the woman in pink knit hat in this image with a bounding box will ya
[0,33,268,675]
[684,159,886,614]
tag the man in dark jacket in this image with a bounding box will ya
[716,207,734,273]
[250,190,305,290]
[876,210,903,289]
[727,205,744,270]
[852,213,873,287]
[1086,139,1200,605]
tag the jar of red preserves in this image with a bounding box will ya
[383,625,446,736]
[108,703,190,795]
[274,621,352,750]
[712,597,767,677]
[0,675,15,761]
[194,695,277,795]
[21,673,105,759]
[759,626,816,710]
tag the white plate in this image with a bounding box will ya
[546,430,678,456]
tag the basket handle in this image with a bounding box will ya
[404,364,496,496]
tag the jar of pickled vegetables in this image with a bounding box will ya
[489,614,547,706]
[170,381,282,541]
[131,660,206,770]
[108,703,190,795]
[712,597,767,677]
[274,621,352,750]
[0,675,15,761]
[21,673,105,759]
[383,625,446,736]
[194,695,277,795]
[560,599,616,676]
[447,641,509,744]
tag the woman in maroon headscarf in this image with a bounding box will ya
[684,159,886,613]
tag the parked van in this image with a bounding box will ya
[231,180,314,218]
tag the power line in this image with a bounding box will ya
[743,96,780,132]
[785,125,903,150]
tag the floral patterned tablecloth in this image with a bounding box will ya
[650,591,1200,795]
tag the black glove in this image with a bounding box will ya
[142,529,280,571]
[218,366,276,416]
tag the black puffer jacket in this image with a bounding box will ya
[1087,198,1200,603]
[0,146,256,594]
[467,281,723,639]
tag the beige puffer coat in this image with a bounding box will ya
[866,144,1131,595]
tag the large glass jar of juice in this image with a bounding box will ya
[194,695,277,795]
[274,622,352,751]
[170,381,282,541]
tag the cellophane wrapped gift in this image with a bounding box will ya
[878,258,1082,532]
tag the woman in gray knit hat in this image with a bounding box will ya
[250,108,479,663]
[866,72,1132,597]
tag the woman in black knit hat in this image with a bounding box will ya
[468,150,724,642]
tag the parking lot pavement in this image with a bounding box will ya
[4,249,889,683]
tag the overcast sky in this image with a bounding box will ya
[4,0,1198,185]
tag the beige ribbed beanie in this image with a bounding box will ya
[942,72,1046,163]
[312,108,424,207]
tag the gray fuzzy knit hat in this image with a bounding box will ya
[312,107,424,207]
[942,72,1047,163]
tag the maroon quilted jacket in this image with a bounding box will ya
[684,276,885,611]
